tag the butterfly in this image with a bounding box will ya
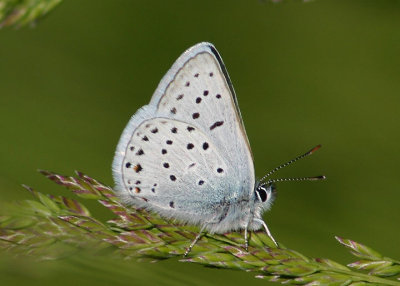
[112,42,325,255]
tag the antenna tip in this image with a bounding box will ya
[313,175,326,180]
[309,144,322,154]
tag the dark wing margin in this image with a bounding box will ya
[207,43,253,159]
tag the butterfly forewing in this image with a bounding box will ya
[154,45,255,195]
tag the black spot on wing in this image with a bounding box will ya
[210,121,224,130]
[134,164,143,173]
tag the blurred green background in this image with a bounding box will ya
[1,0,400,285]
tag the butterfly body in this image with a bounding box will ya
[113,42,276,242]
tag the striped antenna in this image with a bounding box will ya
[259,144,324,183]
[263,175,326,186]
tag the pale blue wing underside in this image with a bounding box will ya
[116,117,232,225]
[150,42,252,159]
[112,42,255,229]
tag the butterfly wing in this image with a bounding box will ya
[113,43,255,229]
[114,117,233,225]
[151,42,253,163]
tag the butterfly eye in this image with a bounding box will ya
[256,186,268,202]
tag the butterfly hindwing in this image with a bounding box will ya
[119,117,234,223]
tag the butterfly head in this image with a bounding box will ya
[254,182,276,211]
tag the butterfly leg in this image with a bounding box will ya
[244,226,249,251]
[184,224,207,256]
[253,218,278,247]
